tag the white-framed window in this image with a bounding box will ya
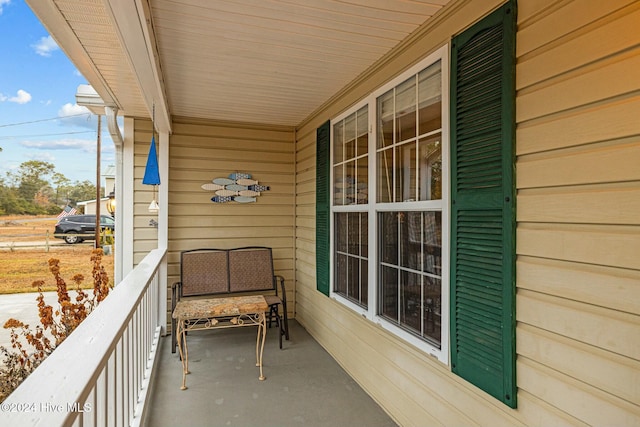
[331,105,370,313]
[330,46,449,362]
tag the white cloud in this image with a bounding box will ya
[0,0,10,15]
[32,35,59,57]
[21,138,96,152]
[20,138,115,155]
[2,162,19,173]
[58,103,95,129]
[10,89,31,104]
[0,89,32,104]
[29,152,56,162]
[59,103,90,116]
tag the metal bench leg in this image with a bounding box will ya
[171,317,177,353]
[277,313,283,349]
[282,308,290,341]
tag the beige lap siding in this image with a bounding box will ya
[294,0,640,425]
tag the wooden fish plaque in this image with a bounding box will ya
[212,177,235,186]
[234,196,256,203]
[204,172,270,204]
[201,183,225,191]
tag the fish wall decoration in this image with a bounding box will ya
[202,172,270,203]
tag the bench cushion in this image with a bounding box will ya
[229,247,274,292]
[181,249,229,296]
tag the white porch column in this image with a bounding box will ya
[121,117,136,281]
[157,130,169,333]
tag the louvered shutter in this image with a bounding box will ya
[450,1,517,407]
[316,121,331,296]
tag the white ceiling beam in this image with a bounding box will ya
[103,0,172,134]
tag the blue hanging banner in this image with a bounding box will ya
[142,136,161,185]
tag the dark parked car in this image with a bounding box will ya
[54,214,115,244]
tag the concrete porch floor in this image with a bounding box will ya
[145,320,397,427]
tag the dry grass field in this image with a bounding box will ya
[0,216,114,294]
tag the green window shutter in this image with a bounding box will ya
[450,1,517,407]
[316,121,331,296]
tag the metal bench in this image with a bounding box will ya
[171,246,289,352]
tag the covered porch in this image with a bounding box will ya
[147,320,395,427]
[3,250,395,426]
[8,1,447,424]
[10,0,640,426]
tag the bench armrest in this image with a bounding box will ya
[273,275,289,342]
[274,275,287,310]
[171,281,183,311]
[170,281,183,354]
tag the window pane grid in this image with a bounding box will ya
[376,59,442,205]
[376,131,442,204]
[334,107,369,206]
[377,210,442,347]
[334,212,368,309]
[331,49,446,357]
[374,59,442,345]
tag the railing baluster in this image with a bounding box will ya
[123,326,130,426]
[97,365,106,427]
[83,388,95,427]
[139,294,145,406]
[108,351,116,427]
[117,340,122,427]
[138,299,143,394]
[133,310,139,409]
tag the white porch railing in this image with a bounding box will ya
[1,248,167,427]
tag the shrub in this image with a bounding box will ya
[0,249,112,402]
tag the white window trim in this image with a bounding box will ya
[330,102,371,317]
[330,45,450,364]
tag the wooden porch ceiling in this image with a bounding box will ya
[27,0,452,132]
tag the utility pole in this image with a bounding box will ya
[94,115,102,248]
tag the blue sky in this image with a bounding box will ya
[0,0,115,184]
